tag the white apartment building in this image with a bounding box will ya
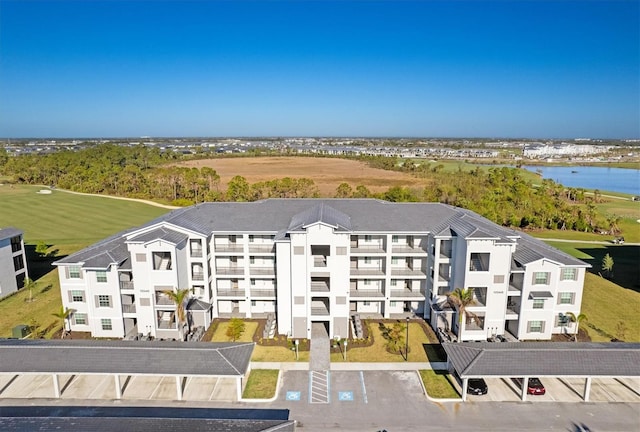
[54,199,589,342]
[0,227,29,297]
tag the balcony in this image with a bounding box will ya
[390,267,425,277]
[122,303,137,314]
[216,266,245,276]
[190,249,203,258]
[157,311,176,329]
[248,266,275,276]
[155,292,175,306]
[311,299,330,316]
[192,272,205,281]
[250,289,276,297]
[349,289,384,298]
[216,289,246,297]
[391,245,426,254]
[120,281,135,290]
[350,267,385,276]
[214,245,244,253]
[389,289,425,299]
[350,245,385,254]
[311,280,330,292]
[313,256,327,267]
[438,272,450,282]
[248,244,275,254]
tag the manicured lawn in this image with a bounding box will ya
[419,370,460,399]
[209,321,258,343]
[251,344,311,362]
[242,369,279,399]
[330,322,440,363]
[0,184,169,337]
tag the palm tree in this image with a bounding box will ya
[601,253,614,279]
[162,287,190,341]
[447,287,477,341]
[566,312,587,342]
[52,306,73,339]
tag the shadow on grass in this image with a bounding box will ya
[422,343,447,363]
[578,245,640,293]
[24,244,66,281]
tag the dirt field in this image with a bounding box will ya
[177,157,426,196]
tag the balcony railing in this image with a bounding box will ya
[122,303,137,313]
[350,267,385,276]
[250,289,276,297]
[190,250,203,258]
[120,281,135,290]
[155,294,175,306]
[157,319,176,329]
[438,272,450,282]
[349,289,384,297]
[389,289,425,298]
[311,306,330,316]
[313,257,327,267]
[216,289,246,297]
[350,245,385,254]
[192,272,205,281]
[390,267,425,277]
[214,245,244,253]
[391,245,426,253]
[311,281,330,292]
[216,266,245,275]
[248,267,275,275]
[248,244,275,253]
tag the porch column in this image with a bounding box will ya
[583,377,592,402]
[461,378,468,402]
[114,375,122,399]
[237,376,243,401]
[52,374,61,398]
[521,377,528,401]
[175,376,183,401]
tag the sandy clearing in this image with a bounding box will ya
[176,157,427,196]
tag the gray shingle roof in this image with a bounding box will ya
[0,340,254,376]
[0,227,23,242]
[443,342,640,377]
[288,202,351,231]
[127,226,189,245]
[54,232,131,268]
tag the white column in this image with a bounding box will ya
[461,378,468,402]
[114,375,122,399]
[583,377,592,402]
[521,377,528,401]
[175,376,183,401]
[52,374,60,398]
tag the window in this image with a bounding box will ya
[527,320,544,333]
[532,299,545,309]
[74,313,87,325]
[249,235,254,242]
[13,255,24,271]
[70,290,84,302]
[251,300,256,306]
[97,295,111,308]
[364,235,372,242]
[390,280,397,286]
[390,301,397,307]
[250,256,255,265]
[364,279,371,286]
[68,266,81,279]
[96,271,107,283]
[469,253,490,271]
[561,268,577,281]
[10,236,22,252]
[558,292,575,305]
[392,235,398,243]
[556,313,570,327]
[152,252,172,270]
[364,257,371,264]
[363,301,371,306]
[533,272,550,285]
[101,319,112,331]
[391,257,398,265]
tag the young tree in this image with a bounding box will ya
[566,312,587,342]
[384,322,406,355]
[51,306,73,339]
[162,288,190,340]
[602,253,614,279]
[226,318,246,342]
[23,277,37,303]
[35,241,49,260]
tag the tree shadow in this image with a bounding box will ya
[577,245,640,293]
[24,244,66,281]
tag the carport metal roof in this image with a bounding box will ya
[443,342,640,378]
[0,339,254,376]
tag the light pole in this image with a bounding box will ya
[405,317,410,361]
[295,339,299,361]
[343,339,348,361]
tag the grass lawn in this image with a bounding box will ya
[0,184,169,337]
[242,369,279,399]
[330,322,441,363]
[209,321,258,343]
[419,370,460,399]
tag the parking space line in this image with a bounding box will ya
[359,371,368,404]
[309,370,330,404]
[149,377,164,400]
[208,378,219,401]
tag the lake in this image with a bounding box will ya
[522,165,640,196]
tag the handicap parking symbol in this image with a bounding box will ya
[338,391,353,401]
[286,391,301,401]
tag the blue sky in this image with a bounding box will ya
[0,0,638,139]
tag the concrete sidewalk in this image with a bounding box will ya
[250,361,447,371]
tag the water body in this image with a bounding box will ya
[522,165,640,196]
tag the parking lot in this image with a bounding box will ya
[0,374,238,402]
[466,377,640,403]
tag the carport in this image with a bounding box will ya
[443,342,640,402]
[0,339,254,401]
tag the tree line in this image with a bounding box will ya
[0,145,614,234]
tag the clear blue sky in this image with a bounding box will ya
[0,0,638,139]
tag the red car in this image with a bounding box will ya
[514,377,546,395]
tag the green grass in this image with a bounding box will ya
[0,184,169,337]
[209,321,258,342]
[242,369,279,399]
[419,370,460,399]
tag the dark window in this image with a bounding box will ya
[13,255,24,271]
[10,236,22,252]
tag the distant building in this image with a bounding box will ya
[0,227,29,297]
[54,199,589,342]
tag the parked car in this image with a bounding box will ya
[495,334,507,342]
[613,236,625,244]
[514,377,546,395]
[467,378,489,395]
